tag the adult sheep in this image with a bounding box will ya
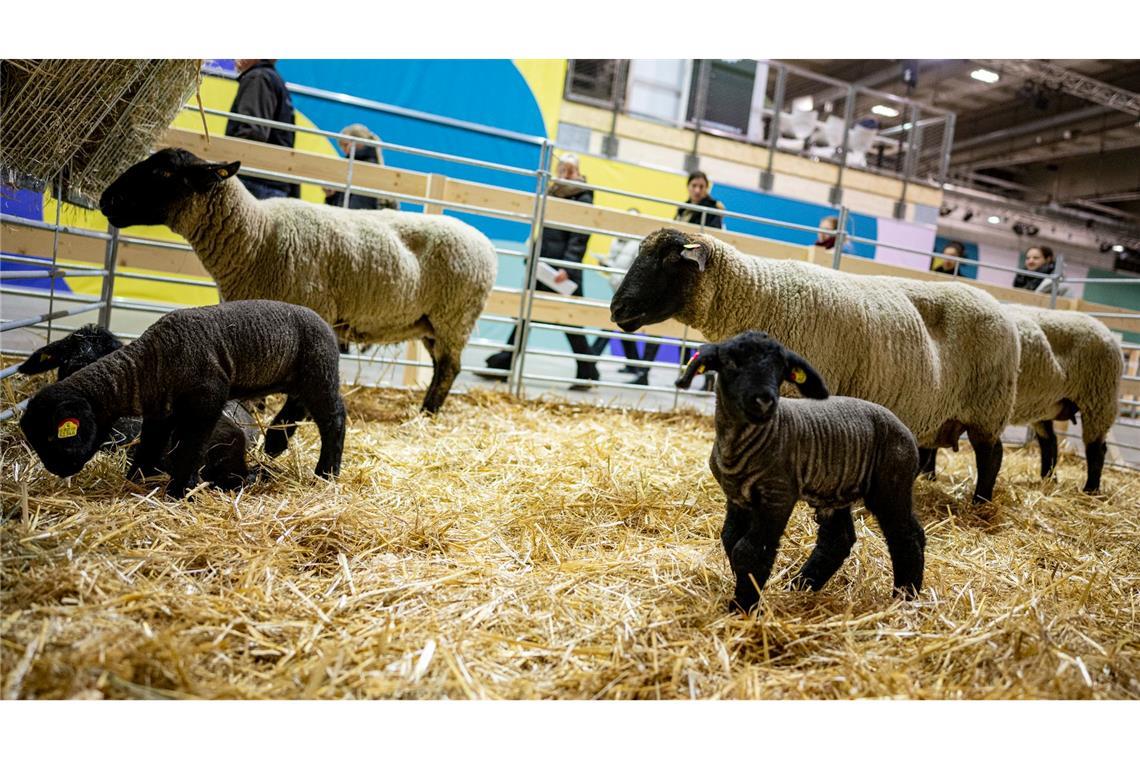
[98,148,498,414]
[919,305,1122,494]
[610,228,1021,504]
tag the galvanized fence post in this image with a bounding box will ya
[832,206,850,270]
[341,140,358,208]
[1050,253,1065,310]
[97,227,120,329]
[508,141,554,397]
[761,63,786,191]
[829,85,856,206]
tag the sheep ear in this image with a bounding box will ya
[19,345,62,375]
[675,344,719,389]
[784,348,829,399]
[186,160,241,191]
[680,241,709,272]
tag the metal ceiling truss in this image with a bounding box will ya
[972,59,1140,117]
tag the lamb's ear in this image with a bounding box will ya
[18,345,63,375]
[186,160,241,191]
[783,348,829,399]
[675,344,720,389]
[679,240,709,272]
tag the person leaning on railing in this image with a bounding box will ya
[1013,244,1065,294]
[931,240,967,276]
[674,171,726,230]
[481,153,600,390]
[323,124,399,211]
[225,59,300,200]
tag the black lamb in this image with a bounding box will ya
[19,324,260,489]
[676,331,925,612]
[19,300,346,498]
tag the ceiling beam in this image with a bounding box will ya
[953,104,1110,150]
[971,59,1140,116]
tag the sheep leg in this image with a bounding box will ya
[863,486,925,599]
[127,415,174,481]
[728,499,794,612]
[720,501,752,559]
[421,343,460,415]
[1083,440,1107,494]
[791,507,856,592]
[966,428,1003,504]
[1031,421,1059,480]
[916,447,937,480]
[306,392,346,479]
[264,396,307,457]
[165,395,226,499]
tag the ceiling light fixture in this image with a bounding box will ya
[970,68,1000,84]
[987,215,1002,224]
[872,105,900,118]
[1113,244,1126,252]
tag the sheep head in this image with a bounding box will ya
[19,325,124,381]
[19,384,105,478]
[675,331,828,424]
[610,228,708,332]
[99,148,240,228]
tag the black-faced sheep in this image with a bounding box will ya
[19,324,260,490]
[919,305,1123,494]
[98,148,498,414]
[676,331,925,611]
[19,300,345,498]
[612,228,1021,504]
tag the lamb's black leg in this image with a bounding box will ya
[966,428,1003,504]
[792,507,856,592]
[721,501,751,559]
[421,351,459,415]
[264,396,307,457]
[307,393,346,478]
[917,447,937,481]
[1032,421,1058,479]
[1083,439,1107,494]
[127,415,174,481]
[165,395,226,499]
[728,499,794,613]
[863,485,925,599]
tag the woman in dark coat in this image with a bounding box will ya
[674,171,726,230]
[323,124,398,211]
[1013,245,1058,291]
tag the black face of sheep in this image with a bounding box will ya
[19,325,123,381]
[676,331,829,422]
[610,228,704,332]
[99,148,241,228]
[19,385,104,478]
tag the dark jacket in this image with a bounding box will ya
[540,183,594,291]
[675,195,725,230]
[226,61,298,197]
[1013,260,1055,291]
[324,145,398,211]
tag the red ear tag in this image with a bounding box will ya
[683,350,706,375]
[57,418,80,439]
[790,368,807,384]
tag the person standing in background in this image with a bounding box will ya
[674,171,726,230]
[1013,245,1059,291]
[323,124,398,210]
[931,240,967,276]
[815,215,855,255]
[597,209,658,385]
[225,59,299,199]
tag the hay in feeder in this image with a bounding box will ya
[1,59,200,203]
[1,382,1138,699]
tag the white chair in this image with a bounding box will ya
[810,115,848,159]
[846,124,877,168]
[777,109,818,152]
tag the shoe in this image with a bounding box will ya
[627,369,649,386]
[618,365,639,374]
[475,350,511,382]
[569,365,600,391]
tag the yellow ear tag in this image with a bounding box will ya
[790,367,807,384]
[57,418,79,439]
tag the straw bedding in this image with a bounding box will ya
[1,383,1138,699]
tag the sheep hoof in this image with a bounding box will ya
[263,431,288,457]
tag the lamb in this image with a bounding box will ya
[19,300,345,498]
[19,324,260,490]
[675,331,925,610]
[611,228,1021,504]
[919,305,1123,494]
[98,147,499,414]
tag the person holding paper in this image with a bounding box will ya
[482,154,599,389]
